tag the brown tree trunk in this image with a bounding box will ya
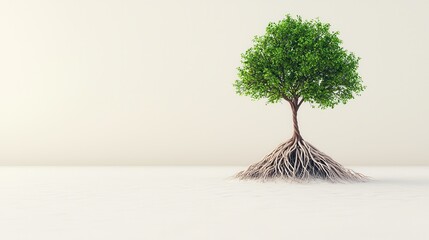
[289,101,302,140]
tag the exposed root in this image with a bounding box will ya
[236,138,369,183]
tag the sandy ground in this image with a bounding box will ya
[0,166,428,240]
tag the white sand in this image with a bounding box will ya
[0,166,428,240]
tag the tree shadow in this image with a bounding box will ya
[370,178,429,187]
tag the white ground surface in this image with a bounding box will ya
[0,166,428,240]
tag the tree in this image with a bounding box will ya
[234,15,367,182]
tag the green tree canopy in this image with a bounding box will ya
[234,15,365,109]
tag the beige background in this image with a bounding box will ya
[0,0,428,165]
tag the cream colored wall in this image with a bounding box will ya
[0,0,428,165]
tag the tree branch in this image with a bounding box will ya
[298,98,304,108]
[282,94,291,102]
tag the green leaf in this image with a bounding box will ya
[234,14,365,109]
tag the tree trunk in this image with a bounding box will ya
[290,101,302,140]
